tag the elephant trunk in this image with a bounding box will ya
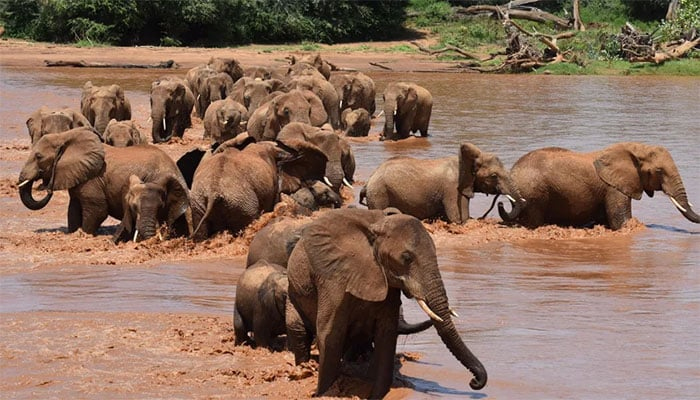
[383,102,396,139]
[151,106,171,143]
[417,270,487,390]
[664,176,700,223]
[18,179,53,210]
[497,178,527,222]
[134,207,160,242]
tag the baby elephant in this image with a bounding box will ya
[290,180,342,211]
[104,119,148,147]
[233,260,288,350]
[341,108,371,137]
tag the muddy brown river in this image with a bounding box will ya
[1,64,699,399]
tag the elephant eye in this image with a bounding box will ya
[35,153,43,160]
[400,251,414,265]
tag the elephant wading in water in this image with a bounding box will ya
[104,119,148,147]
[18,127,189,240]
[150,76,195,143]
[361,142,525,224]
[286,208,487,398]
[81,81,131,135]
[382,81,432,141]
[26,106,93,144]
[498,142,700,229]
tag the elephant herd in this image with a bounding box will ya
[17,52,699,399]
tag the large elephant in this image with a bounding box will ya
[189,140,328,240]
[202,98,248,144]
[104,119,148,147]
[498,142,700,229]
[233,260,288,350]
[26,106,93,145]
[80,81,131,135]
[382,81,432,141]
[150,76,195,143]
[229,77,285,114]
[362,142,525,224]
[247,89,328,142]
[286,208,487,398]
[330,71,376,116]
[18,127,189,238]
[197,72,235,120]
[286,74,341,129]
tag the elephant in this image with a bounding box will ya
[244,65,286,81]
[498,142,700,229]
[246,217,309,267]
[18,127,189,239]
[286,74,341,129]
[361,142,525,224]
[290,180,342,212]
[104,119,148,147]
[285,208,487,398]
[202,98,248,144]
[341,107,371,137]
[229,77,285,114]
[233,260,289,350]
[277,122,354,192]
[246,89,328,142]
[189,140,328,240]
[80,81,132,135]
[26,106,93,145]
[208,56,244,83]
[196,72,235,120]
[149,76,195,143]
[330,71,376,116]
[287,53,332,80]
[113,174,190,242]
[382,81,432,141]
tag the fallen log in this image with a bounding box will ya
[455,5,571,30]
[369,62,393,70]
[44,59,177,68]
[630,37,700,64]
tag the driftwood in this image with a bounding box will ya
[630,36,700,64]
[455,4,571,30]
[369,62,393,70]
[44,59,177,68]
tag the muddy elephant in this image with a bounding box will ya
[362,143,524,224]
[197,72,235,120]
[243,65,286,81]
[247,89,328,141]
[113,174,190,242]
[104,119,148,147]
[330,71,376,116]
[203,98,248,144]
[290,180,342,211]
[277,122,354,193]
[498,142,700,229]
[229,77,285,114]
[288,53,332,80]
[246,217,308,267]
[150,76,195,143]
[26,106,93,145]
[286,208,487,398]
[234,260,289,350]
[286,74,341,129]
[189,140,328,240]
[208,56,244,83]
[80,81,131,135]
[18,128,189,238]
[341,107,371,137]
[382,81,432,141]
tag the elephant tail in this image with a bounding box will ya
[358,185,367,206]
[193,195,217,238]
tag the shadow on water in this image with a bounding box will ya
[646,223,699,234]
[402,373,488,399]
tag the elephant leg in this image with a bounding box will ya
[444,192,469,224]
[253,315,275,349]
[233,307,248,345]
[67,196,82,233]
[605,191,632,230]
[315,296,349,395]
[286,299,313,364]
[369,292,400,398]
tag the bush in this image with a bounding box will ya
[0,0,41,38]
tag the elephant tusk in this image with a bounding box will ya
[323,176,334,188]
[339,100,343,109]
[342,178,353,188]
[157,230,164,241]
[18,180,31,188]
[162,117,167,131]
[147,116,152,124]
[417,299,443,323]
[505,194,516,203]
[133,229,139,243]
[376,110,384,118]
[670,196,687,213]
[450,308,459,318]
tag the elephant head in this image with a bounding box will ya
[115,174,189,242]
[81,81,131,134]
[26,106,93,145]
[204,98,248,144]
[150,77,193,143]
[459,143,525,220]
[255,90,327,141]
[208,56,244,83]
[18,127,105,210]
[202,72,235,104]
[230,77,285,114]
[301,209,487,391]
[288,53,332,80]
[104,119,144,147]
[594,142,699,223]
[332,72,376,115]
[275,139,330,195]
[341,107,371,137]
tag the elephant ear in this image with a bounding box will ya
[301,90,328,126]
[458,142,481,199]
[594,144,643,200]
[70,109,91,129]
[276,139,328,193]
[176,148,207,189]
[26,111,42,143]
[303,212,388,302]
[159,175,190,226]
[51,128,106,190]
[406,87,418,110]
[119,174,142,238]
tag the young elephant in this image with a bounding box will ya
[229,76,285,114]
[26,106,93,144]
[233,260,289,350]
[341,107,371,137]
[286,208,487,398]
[150,76,195,143]
[104,119,148,147]
[362,142,525,224]
[18,127,189,236]
[202,98,248,144]
[80,81,131,134]
[246,90,328,141]
[382,81,432,140]
[290,180,342,211]
[498,142,700,229]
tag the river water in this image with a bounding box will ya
[1,66,699,399]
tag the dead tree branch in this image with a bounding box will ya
[44,59,177,68]
[455,5,571,30]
